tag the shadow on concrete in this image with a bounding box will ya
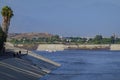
[0,50,27,60]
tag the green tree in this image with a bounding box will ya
[94,35,103,44]
[110,36,115,44]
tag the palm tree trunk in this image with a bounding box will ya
[2,17,10,34]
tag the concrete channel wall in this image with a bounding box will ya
[37,44,120,51]
[37,44,65,51]
[110,44,120,50]
[3,42,61,80]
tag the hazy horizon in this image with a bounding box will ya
[0,0,120,37]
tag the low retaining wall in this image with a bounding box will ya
[37,44,65,51]
[65,44,110,50]
[37,44,120,51]
[110,44,120,50]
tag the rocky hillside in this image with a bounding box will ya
[8,32,53,39]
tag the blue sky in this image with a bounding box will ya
[0,0,120,37]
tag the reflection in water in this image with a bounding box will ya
[37,50,120,80]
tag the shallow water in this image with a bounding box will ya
[36,50,120,80]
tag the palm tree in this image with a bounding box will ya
[1,6,14,37]
[0,6,13,53]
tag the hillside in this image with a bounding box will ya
[8,32,53,39]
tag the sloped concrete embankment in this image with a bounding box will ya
[0,43,61,80]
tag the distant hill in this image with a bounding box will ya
[8,32,53,39]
